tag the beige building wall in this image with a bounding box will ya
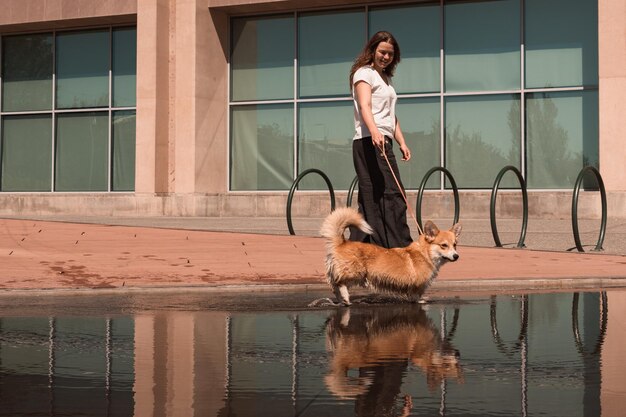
[598,0,626,193]
[136,0,228,197]
[0,0,624,218]
[0,0,136,29]
[133,0,626,218]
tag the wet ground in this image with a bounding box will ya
[1,289,625,417]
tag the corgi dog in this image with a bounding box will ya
[324,306,463,399]
[320,207,461,305]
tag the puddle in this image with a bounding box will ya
[1,289,625,416]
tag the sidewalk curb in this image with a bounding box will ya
[0,277,624,298]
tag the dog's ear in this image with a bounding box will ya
[451,223,462,239]
[424,221,439,242]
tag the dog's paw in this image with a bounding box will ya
[308,297,341,308]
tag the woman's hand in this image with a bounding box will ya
[399,143,411,161]
[372,131,386,151]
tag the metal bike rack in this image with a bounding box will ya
[489,295,530,415]
[490,295,529,358]
[286,168,335,235]
[490,165,528,248]
[416,167,460,232]
[443,306,460,343]
[346,175,359,207]
[571,166,607,252]
[571,292,608,357]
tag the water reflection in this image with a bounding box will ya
[1,290,625,416]
[324,307,463,416]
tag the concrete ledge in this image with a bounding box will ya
[0,190,625,219]
[431,277,626,292]
[1,277,625,298]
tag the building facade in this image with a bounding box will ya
[0,0,624,219]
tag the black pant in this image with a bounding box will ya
[349,136,413,249]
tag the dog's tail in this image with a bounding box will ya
[320,207,373,245]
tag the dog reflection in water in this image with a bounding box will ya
[324,306,463,417]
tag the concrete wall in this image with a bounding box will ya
[0,0,136,31]
[0,0,624,219]
[0,191,623,219]
[599,0,626,192]
[136,0,228,195]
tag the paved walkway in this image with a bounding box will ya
[1,216,625,294]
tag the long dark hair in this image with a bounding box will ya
[349,31,401,90]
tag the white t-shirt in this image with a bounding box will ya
[352,66,397,140]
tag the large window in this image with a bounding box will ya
[229,1,598,191]
[230,104,294,190]
[0,27,136,192]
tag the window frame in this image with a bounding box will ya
[0,25,137,193]
[227,1,599,192]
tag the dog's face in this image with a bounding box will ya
[412,348,463,390]
[424,221,461,262]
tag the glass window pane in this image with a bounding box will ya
[525,0,597,88]
[231,15,294,102]
[1,115,52,191]
[370,4,440,94]
[298,9,364,98]
[56,30,109,109]
[112,28,137,107]
[445,95,521,188]
[230,104,294,190]
[1,33,53,112]
[298,101,354,190]
[395,98,440,189]
[526,91,598,189]
[445,0,520,92]
[55,112,109,191]
[112,111,136,191]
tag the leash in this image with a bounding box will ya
[381,139,424,236]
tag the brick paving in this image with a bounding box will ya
[1,217,625,293]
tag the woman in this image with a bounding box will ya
[349,31,412,249]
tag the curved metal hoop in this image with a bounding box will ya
[571,292,608,357]
[571,166,607,252]
[444,307,461,342]
[490,166,528,248]
[286,169,335,235]
[416,167,460,232]
[346,176,359,207]
[490,295,529,358]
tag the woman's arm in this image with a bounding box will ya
[394,117,411,161]
[355,81,385,151]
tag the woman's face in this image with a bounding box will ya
[372,41,395,72]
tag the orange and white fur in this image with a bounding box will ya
[325,307,463,398]
[320,207,461,305]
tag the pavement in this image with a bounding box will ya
[1,214,625,295]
